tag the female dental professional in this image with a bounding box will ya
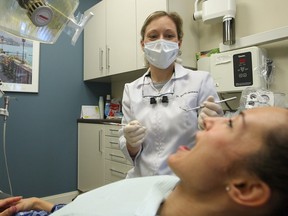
[119,11,223,178]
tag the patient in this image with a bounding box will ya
[0,196,64,216]
[1,107,287,216]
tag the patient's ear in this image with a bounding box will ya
[227,178,271,207]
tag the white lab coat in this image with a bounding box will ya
[119,63,219,178]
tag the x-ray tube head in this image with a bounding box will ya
[193,0,236,45]
[223,16,235,45]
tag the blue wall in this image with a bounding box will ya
[0,0,108,197]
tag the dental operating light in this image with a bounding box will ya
[0,0,93,45]
[193,0,236,45]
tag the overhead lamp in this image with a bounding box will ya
[0,0,93,45]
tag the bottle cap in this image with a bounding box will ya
[106,94,111,100]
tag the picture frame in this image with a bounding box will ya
[0,31,40,93]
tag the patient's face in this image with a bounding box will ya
[168,107,284,193]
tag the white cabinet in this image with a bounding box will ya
[104,125,133,184]
[83,0,137,80]
[105,0,137,76]
[77,123,104,192]
[78,123,133,191]
[83,1,106,80]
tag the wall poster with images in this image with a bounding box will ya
[0,30,40,93]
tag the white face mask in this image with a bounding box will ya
[144,39,179,69]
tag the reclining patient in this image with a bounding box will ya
[1,106,287,216]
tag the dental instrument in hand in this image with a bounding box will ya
[181,96,237,112]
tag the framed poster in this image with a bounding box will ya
[0,31,40,93]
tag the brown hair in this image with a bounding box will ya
[253,123,288,215]
[140,11,184,41]
[230,110,288,215]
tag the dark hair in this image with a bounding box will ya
[246,120,288,215]
[140,11,184,41]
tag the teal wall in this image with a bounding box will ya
[0,0,108,197]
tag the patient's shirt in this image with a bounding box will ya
[51,175,179,216]
[15,204,65,216]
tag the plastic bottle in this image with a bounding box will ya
[104,94,111,118]
[99,96,104,119]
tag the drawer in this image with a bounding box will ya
[105,125,120,137]
[105,136,120,149]
[105,148,131,165]
[105,160,133,183]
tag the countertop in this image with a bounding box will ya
[77,118,122,124]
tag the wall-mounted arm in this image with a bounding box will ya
[193,0,236,45]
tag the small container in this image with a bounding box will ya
[99,96,104,119]
[104,94,111,118]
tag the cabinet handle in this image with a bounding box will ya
[109,129,119,133]
[110,168,126,177]
[106,134,119,138]
[106,46,110,70]
[99,129,103,153]
[109,141,119,149]
[109,153,125,159]
[99,48,104,71]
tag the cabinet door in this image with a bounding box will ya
[105,160,133,183]
[83,1,107,80]
[105,0,137,75]
[78,123,104,192]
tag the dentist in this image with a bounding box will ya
[119,11,222,178]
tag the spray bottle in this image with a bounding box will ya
[104,94,111,119]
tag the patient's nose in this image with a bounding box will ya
[204,117,226,130]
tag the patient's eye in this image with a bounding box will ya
[227,118,233,128]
